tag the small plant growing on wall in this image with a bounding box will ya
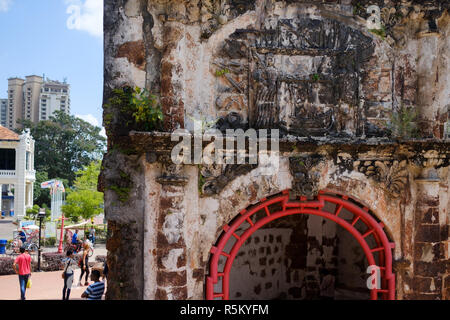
[215,68,230,77]
[130,87,163,131]
[105,86,163,132]
[369,25,386,40]
[388,105,419,139]
[311,73,320,82]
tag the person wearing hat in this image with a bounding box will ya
[12,246,32,300]
[18,229,27,246]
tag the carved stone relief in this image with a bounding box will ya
[151,153,189,185]
[212,14,376,138]
[353,0,449,47]
[289,156,323,198]
[355,159,408,198]
[199,163,256,196]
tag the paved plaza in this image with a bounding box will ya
[0,217,108,300]
[0,268,107,300]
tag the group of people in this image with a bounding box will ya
[70,227,96,253]
[61,241,107,300]
[12,240,107,300]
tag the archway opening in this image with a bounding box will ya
[206,190,395,300]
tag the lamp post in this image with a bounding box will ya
[37,208,46,272]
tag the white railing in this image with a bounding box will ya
[0,170,16,177]
[26,170,36,180]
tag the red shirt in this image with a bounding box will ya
[14,253,31,275]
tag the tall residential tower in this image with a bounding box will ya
[4,75,70,129]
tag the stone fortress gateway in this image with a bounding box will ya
[101,0,450,300]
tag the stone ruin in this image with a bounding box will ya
[100,0,450,300]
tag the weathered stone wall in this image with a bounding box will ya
[102,0,450,300]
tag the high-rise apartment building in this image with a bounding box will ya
[7,77,24,129]
[3,75,70,129]
[0,99,7,127]
[39,80,70,121]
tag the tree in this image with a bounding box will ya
[24,204,51,221]
[17,111,106,186]
[33,171,50,207]
[62,161,103,222]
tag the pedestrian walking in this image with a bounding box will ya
[78,241,90,286]
[62,249,77,300]
[12,247,32,300]
[81,270,105,300]
[88,226,96,247]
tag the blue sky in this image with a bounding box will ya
[0,0,104,132]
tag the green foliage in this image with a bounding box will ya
[369,26,386,40]
[73,161,101,191]
[43,237,56,247]
[311,73,320,82]
[33,171,50,207]
[130,87,163,131]
[388,106,420,139]
[106,86,163,132]
[16,111,106,186]
[215,68,230,77]
[25,204,50,221]
[62,161,104,222]
[108,185,131,203]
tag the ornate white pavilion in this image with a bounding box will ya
[0,126,35,218]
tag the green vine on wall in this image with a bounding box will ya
[108,185,131,203]
[107,170,133,203]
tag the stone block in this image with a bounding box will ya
[414,261,445,277]
[156,270,187,287]
[415,224,440,243]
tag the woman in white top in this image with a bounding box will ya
[62,250,77,300]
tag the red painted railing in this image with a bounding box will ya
[206,190,395,300]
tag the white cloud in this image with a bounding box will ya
[76,113,100,126]
[0,0,12,12]
[65,0,103,37]
[99,127,106,138]
[76,114,106,138]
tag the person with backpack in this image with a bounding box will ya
[62,249,77,300]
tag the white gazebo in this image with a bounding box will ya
[0,126,35,218]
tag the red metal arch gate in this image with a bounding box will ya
[206,190,396,300]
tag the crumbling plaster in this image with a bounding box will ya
[103,0,450,300]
